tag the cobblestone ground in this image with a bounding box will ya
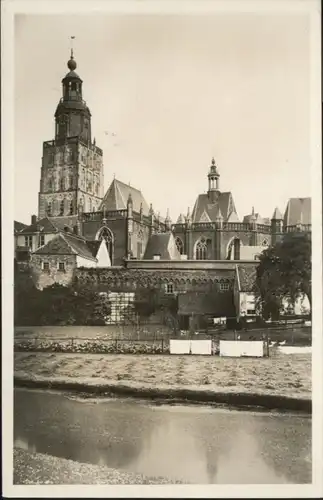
[14,448,183,485]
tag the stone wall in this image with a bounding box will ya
[31,254,76,289]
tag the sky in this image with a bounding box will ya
[14,9,313,224]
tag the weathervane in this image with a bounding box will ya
[70,35,75,58]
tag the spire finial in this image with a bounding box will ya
[67,36,77,71]
[211,157,215,166]
[70,35,75,59]
[252,206,255,215]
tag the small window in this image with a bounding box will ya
[220,282,230,291]
[69,201,73,215]
[39,235,45,247]
[60,178,65,191]
[58,262,65,272]
[43,262,50,272]
[47,202,52,216]
[24,236,32,248]
[166,283,174,294]
[59,200,64,216]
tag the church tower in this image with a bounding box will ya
[38,45,104,219]
[207,157,220,203]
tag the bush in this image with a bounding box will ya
[14,339,170,355]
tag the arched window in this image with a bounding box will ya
[60,178,65,191]
[97,226,114,263]
[89,199,92,212]
[227,238,241,260]
[69,200,73,215]
[69,175,73,189]
[59,200,64,216]
[175,237,184,255]
[48,179,53,191]
[46,202,52,217]
[195,238,208,260]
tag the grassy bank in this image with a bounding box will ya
[14,448,182,485]
[14,351,311,411]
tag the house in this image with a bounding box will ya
[30,230,110,289]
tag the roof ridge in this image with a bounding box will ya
[115,178,143,194]
[115,181,127,207]
[60,232,78,255]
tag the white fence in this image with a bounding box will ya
[219,340,265,358]
[170,339,212,355]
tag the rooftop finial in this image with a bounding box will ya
[70,35,75,58]
[211,157,215,166]
[67,36,77,71]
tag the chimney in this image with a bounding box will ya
[31,215,37,225]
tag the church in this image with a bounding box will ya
[14,49,311,326]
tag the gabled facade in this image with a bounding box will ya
[30,231,110,289]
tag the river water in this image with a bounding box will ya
[14,388,311,484]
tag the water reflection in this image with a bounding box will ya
[14,389,311,484]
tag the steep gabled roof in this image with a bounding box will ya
[34,232,96,261]
[14,221,28,233]
[283,198,311,226]
[143,233,181,260]
[235,264,258,292]
[20,217,58,234]
[86,240,102,258]
[191,192,239,223]
[271,207,283,220]
[49,216,79,232]
[199,210,212,222]
[227,210,240,223]
[100,178,150,215]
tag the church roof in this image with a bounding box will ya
[235,264,258,292]
[100,178,150,215]
[191,192,239,223]
[283,198,311,226]
[34,232,97,262]
[143,233,181,260]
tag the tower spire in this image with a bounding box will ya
[207,156,220,201]
[67,36,77,71]
[70,35,75,59]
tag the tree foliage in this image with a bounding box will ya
[14,268,111,326]
[133,288,158,318]
[255,233,311,319]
